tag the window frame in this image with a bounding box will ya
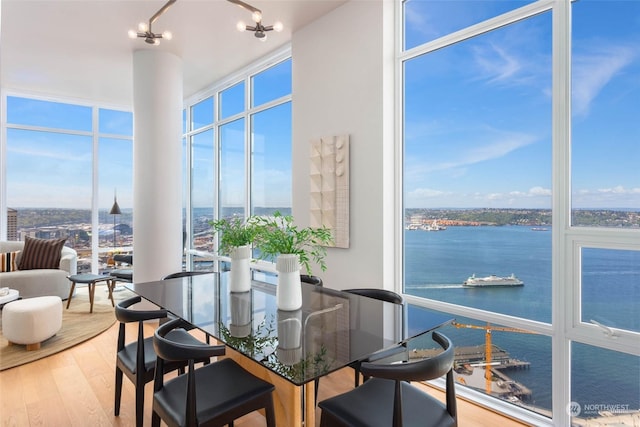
[396,1,639,426]
[182,46,292,271]
[0,92,133,272]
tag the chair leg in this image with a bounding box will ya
[151,411,161,427]
[314,378,320,405]
[264,396,277,427]
[354,366,361,387]
[135,379,144,427]
[114,367,123,416]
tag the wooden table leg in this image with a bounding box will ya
[88,282,95,313]
[304,381,316,425]
[107,279,115,307]
[224,348,311,427]
[66,281,76,309]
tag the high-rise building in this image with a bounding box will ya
[7,208,18,241]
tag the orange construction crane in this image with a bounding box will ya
[451,321,539,395]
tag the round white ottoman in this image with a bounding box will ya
[2,296,63,351]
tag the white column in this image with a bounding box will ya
[132,49,183,282]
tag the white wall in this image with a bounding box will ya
[292,0,395,291]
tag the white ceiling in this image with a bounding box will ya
[1,0,345,108]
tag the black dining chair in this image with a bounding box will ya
[318,330,457,427]
[343,288,406,387]
[161,271,214,343]
[151,317,277,427]
[111,254,133,282]
[114,296,209,427]
[300,274,323,286]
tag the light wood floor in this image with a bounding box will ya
[0,320,531,427]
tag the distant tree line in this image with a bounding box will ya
[12,207,639,229]
[406,208,639,228]
[16,208,133,229]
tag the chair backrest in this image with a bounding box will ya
[162,271,212,280]
[153,318,227,426]
[300,274,323,286]
[344,288,405,338]
[360,330,453,382]
[343,288,403,305]
[113,254,133,265]
[153,318,226,362]
[115,296,170,370]
[115,295,168,324]
[360,330,457,425]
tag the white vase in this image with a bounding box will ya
[277,309,303,365]
[229,245,251,292]
[276,254,302,311]
[229,291,252,338]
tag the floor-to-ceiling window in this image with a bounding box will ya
[183,51,292,270]
[2,95,133,273]
[400,1,639,426]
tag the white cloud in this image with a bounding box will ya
[418,129,537,174]
[573,186,640,208]
[408,188,449,198]
[486,187,551,202]
[473,43,522,84]
[405,186,552,209]
[595,185,640,195]
[528,186,552,197]
[572,44,638,117]
[7,145,90,162]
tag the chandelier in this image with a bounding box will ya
[228,0,283,41]
[128,0,176,45]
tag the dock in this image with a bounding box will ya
[410,344,532,400]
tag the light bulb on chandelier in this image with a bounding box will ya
[128,0,175,45]
[228,0,283,41]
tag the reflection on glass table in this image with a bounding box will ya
[126,272,452,386]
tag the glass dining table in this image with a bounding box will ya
[126,271,451,426]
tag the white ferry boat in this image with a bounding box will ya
[464,274,524,287]
[424,220,447,231]
[405,219,447,231]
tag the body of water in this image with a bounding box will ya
[403,226,639,415]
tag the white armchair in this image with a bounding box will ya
[0,240,78,299]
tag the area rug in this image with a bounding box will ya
[0,286,135,371]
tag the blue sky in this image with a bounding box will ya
[403,0,639,209]
[5,2,638,211]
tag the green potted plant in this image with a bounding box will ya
[209,215,260,292]
[254,211,333,310]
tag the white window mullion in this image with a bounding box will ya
[0,94,7,240]
[551,0,574,424]
[91,106,100,274]
[245,77,252,217]
[185,106,194,269]
[567,235,640,354]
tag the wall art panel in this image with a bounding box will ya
[310,135,349,248]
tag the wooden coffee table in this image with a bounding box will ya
[66,274,115,313]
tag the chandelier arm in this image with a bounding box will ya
[150,0,177,25]
[227,0,262,15]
